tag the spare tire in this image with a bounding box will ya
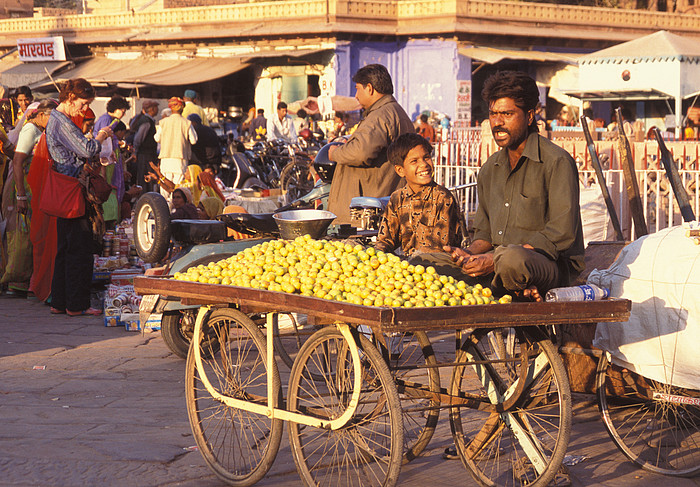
[134,192,171,263]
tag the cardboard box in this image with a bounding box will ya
[144,313,162,331]
[104,315,122,327]
[121,313,141,332]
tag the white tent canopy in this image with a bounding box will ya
[568,30,700,137]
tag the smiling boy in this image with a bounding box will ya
[375,132,465,272]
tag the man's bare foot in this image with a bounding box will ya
[515,286,542,302]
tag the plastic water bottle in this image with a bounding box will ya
[545,284,610,302]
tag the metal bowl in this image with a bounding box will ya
[273,209,337,240]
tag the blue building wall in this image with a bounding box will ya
[333,39,471,123]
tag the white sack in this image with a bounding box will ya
[589,225,700,390]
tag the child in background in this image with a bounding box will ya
[375,132,467,277]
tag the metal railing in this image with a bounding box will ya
[433,137,700,241]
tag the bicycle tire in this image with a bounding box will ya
[287,326,403,487]
[185,308,283,486]
[597,353,700,477]
[449,327,572,487]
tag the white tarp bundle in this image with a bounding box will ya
[590,225,700,390]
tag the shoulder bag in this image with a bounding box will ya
[40,158,86,219]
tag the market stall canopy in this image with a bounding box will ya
[566,30,700,136]
[0,60,71,89]
[458,46,580,65]
[570,30,700,101]
[288,95,361,116]
[52,56,248,86]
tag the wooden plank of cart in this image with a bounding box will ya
[135,276,631,487]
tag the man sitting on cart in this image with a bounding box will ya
[375,132,466,277]
[445,71,585,301]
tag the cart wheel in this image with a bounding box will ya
[133,192,171,263]
[375,331,441,464]
[250,312,316,373]
[287,326,403,487]
[597,353,700,476]
[449,328,572,487]
[186,308,283,486]
[270,312,314,371]
[161,309,221,360]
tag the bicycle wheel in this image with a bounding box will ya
[449,327,572,487]
[379,331,441,464]
[185,308,283,486]
[271,312,312,371]
[597,353,700,476]
[287,326,403,487]
[280,159,313,203]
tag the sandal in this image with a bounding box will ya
[50,307,66,314]
[67,307,103,317]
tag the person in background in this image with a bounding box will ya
[197,196,224,220]
[94,96,130,214]
[145,162,224,204]
[550,105,573,129]
[187,113,222,168]
[153,97,197,199]
[182,89,209,126]
[13,86,33,122]
[250,108,267,140]
[417,113,436,143]
[1,100,56,296]
[684,118,697,140]
[129,99,159,191]
[445,71,584,302]
[46,78,113,317]
[327,63,415,224]
[266,101,297,143]
[170,187,199,220]
[101,120,129,229]
[294,108,310,135]
[241,105,255,138]
[7,86,33,145]
[331,111,347,139]
[204,164,226,192]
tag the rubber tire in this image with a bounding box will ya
[133,192,171,263]
[597,353,700,477]
[186,308,283,486]
[161,312,191,359]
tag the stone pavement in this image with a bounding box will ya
[1,294,699,487]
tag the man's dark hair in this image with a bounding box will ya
[482,71,539,131]
[13,85,32,99]
[257,108,264,115]
[106,95,131,113]
[388,132,433,167]
[277,101,287,110]
[352,64,394,95]
[420,114,428,123]
[114,121,127,133]
[297,109,307,118]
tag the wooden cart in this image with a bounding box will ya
[135,276,631,487]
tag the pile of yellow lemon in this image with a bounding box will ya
[172,235,512,307]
